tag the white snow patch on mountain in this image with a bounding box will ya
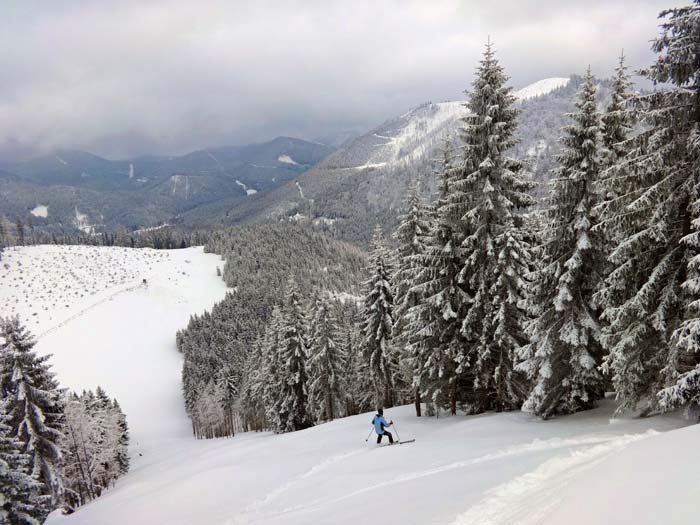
[129,163,134,179]
[73,207,94,234]
[514,77,570,101]
[296,180,305,198]
[236,179,258,195]
[30,204,49,218]
[55,155,68,165]
[278,154,299,165]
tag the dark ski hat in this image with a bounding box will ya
[378,408,384,415]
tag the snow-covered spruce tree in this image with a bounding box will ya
[595,2,700,415]
[0,316,64,508]
[276,277,312,432]
[407,138,471,415]
[238,336,268,431]
[360,226,396,409]
[308,295,345,422]
[518,70,606,418]
[451,42,535,412]
[392,182,430,415]
[597,52,635,251]
[342,324,373,416]
[262,306,285,431]
[601,53,634,168]
[112,399,129,475]
[0,399,44,525]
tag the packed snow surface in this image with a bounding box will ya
[6,245,694,524]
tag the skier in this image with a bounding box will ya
[371,408,394,444]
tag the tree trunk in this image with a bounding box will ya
[415,387,422,417]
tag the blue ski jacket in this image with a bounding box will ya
[372,414,391,434]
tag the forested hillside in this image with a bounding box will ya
[177,224,366,437]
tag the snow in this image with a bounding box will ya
[277,154,299,165]
[295,180,305,199]
[129,163,134,179]
[170,175,190,197]
[0,245,179,335]
[73,207,95,234]
[236,179,258,196]
[30,204,49,218]
[6,245,694,524]
[514,77,570,101]
[346,77,569,173]
[132,223,170,234]
[55,155,68,165]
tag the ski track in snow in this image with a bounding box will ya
[241,449,368,516]
[232,432,641,523]
[450,431,656,525]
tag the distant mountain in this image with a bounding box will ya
[220,75,615,245]
[0,137,334,234]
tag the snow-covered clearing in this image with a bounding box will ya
[5,245,695,524]
[30,204,49,217]
[277,155,298,165]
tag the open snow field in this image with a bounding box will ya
[2,245,697,524]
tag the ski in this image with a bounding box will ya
[375,439,415,447]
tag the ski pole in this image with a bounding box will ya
[364,427,374,442]
[392,422,401,442]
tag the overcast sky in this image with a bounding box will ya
[0,0,672,161]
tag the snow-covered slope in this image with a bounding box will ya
[320,77,570,173]
[7,245,695,525]
[45,399,692,525]
[1,245,228,448]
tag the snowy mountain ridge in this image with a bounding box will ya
[328,77,570,172]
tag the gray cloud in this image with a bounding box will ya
[0,0,671,160]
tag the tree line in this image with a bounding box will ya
[0,219,209,259]
[0,317,129,523]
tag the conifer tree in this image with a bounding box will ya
[407,139,470,415]
[392,182,430,415]
[308,295,345,422]
[601,53,633,167]
[262,306,285,431]
[452,41,535,412]
[360,226,396,408]
[277,278,312,432]
[519,70,606,418]
[595,1,700,414]
[0,316,64,507]
[112,399,129,475]
[0,400,44,525]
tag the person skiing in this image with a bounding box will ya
[371,408,394,444]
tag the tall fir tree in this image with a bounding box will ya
[0,399,44,525]
[407,139,471,415]
[0,316,64,508]
[451,41,535,412]
[392,181,430,415]
[360,226,396,409]
[277,277,312,432]
[595,1,700,414]
[308,295,345,422]
[519,69,606,418]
